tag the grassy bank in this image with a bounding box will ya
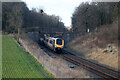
[66,21,118,69]
[2,35,53,78]
[0,35,2,79]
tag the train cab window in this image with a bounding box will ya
[56,39,62,45]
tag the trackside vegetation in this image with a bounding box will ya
[0,35,2,79]
[2,35,54,78]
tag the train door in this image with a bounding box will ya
[49,39,53,49]
[45,39,48,46]
[52,40,55,50]
[46,39,48,45]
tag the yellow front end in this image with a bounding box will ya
[55,39,64,49]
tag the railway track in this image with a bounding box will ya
[38,41,119,79]
[38,42,56,58]
[62,49,120,79]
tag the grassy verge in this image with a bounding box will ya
[2,35,54,78]
[0,35,2,79]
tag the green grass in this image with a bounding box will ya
[0,35,2,79]
[2,35,54,78]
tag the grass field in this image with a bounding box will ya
[0,35,2,79]
[2,35,53,78]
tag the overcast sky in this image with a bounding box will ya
[23,0,91,27]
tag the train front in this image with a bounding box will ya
[54,38,64,52]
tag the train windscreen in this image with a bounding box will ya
[56,39,62,45]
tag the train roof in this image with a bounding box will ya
[46,36,62,40]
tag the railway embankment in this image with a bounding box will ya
[19,33,99,78]
[66,21,119,69]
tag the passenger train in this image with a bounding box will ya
[42,34,64,52]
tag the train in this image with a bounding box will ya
[41,34,64,52]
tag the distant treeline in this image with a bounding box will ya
[71,2,119,34]
[2,2,65,33]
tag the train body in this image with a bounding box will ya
[42,34,64,52]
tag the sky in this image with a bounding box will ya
[23,0,91,27]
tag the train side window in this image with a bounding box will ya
[50,40,52,44]
[53,40,55,44]
[46,39,48,42]
[53,40,55,46]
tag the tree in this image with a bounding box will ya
[2,2,66,34]
[71,2,118,34]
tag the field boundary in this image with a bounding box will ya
[0,35,2,80]
[12,37,51,78]
[2,35,53,78]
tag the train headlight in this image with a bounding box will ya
[55,46,57,48]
